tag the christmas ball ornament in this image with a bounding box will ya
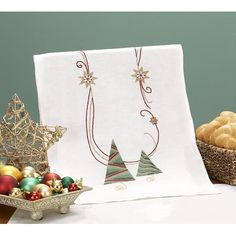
[33,172,40,178]
[32,183,45,192]
[19,177,40,192]
[68,183,78,192]
[22,170,34,178]
[61,176,74,188]
[0,165,22,182]
[0,175,18,195]
[23,166,36,172]
[36,176,43,183]
[62,188,68,194]
[9,187,24,199]
[27,191,42,201]
[32,184,52,198]
[47,178,63,194]
[43,173,61,185]
[21,166,36,178]
[74,178,83,190]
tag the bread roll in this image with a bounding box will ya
[202,120,221,143]
[214,133,231,148]
[196,124,208,140]
[196,111,236,149]
[220,111,236,118]
[215,133,236,149]
[214,116,230,125]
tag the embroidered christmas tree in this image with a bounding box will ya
[104,140,135,184]
[136,150,162,177]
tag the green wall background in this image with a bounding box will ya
[0,12,235,127]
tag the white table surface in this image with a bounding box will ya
[8,184,236,224]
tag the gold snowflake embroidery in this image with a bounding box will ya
[150,116,158,125]
[79,71,97,88]
[132,67,149,83]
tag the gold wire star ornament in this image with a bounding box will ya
[0,94,66,175]
[131,67,149,83]
[79,71,97,88]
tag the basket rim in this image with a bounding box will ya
[196,139,236,153]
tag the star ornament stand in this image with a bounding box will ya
[0,94,92,221]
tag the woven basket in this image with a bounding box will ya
[197,139,236,185]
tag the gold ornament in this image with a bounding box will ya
[0,165,22,182]
[23,166,36,172]
[47,178,63,193]
[62,188,68,194]
[22,170,34,178]
[21,168,35,178]
[0,94,66,176]
[74,178,83,190]
[21,166,37,178]
[9,187,24,199]
[32,184,52,198]
[33,172,41,178]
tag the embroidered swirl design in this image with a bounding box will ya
[76,49,160,166]
[140,109,160,157]
[132,48,153,109]
[133,48,160,158]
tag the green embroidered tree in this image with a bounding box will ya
[104,140,135,185]
[136,150,162,177]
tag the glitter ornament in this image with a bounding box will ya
[27,191,42,201]
[9,187,24,199]
[47,178,63,194]
[68,183,78,192]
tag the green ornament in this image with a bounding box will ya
[61,176,74,188]
[19,177,40,192]
[37,176,43,183]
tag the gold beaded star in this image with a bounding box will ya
[0,94,66,175]
[150,116,158,125]
[131,67,149,83]
[79,71,97,88]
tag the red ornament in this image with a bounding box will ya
[0,175,18,195]
[43,173,61,186]
[27,191,42,201]
[68,183,78,192]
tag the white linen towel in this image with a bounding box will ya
[32,45,217,204]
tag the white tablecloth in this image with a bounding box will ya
[8,184,236,224]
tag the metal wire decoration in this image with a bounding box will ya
[0,94,66,175]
